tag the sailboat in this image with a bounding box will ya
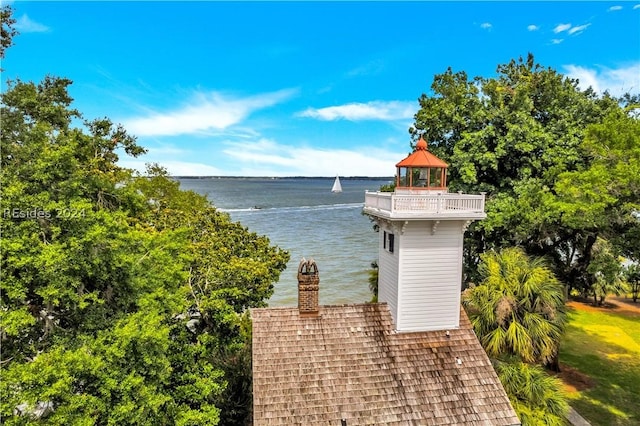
[331,175,342,193]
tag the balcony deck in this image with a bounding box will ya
[363,190,486,220]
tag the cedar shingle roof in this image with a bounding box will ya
[252,303,520,426]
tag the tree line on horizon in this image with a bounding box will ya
[2,5,639,425]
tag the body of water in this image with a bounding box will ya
[177,177,392,307]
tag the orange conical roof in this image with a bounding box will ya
[395,137,448,168]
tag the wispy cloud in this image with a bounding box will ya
[564,62,640,97]
[221,138,404,176]
[553,23,572,33]
[607,5,623,12]
[122,89,297,137]
[552,22,590,38]
[568,24,591,35]
[147,145,188,156]
[527,25,539,31]
[634,4,640,10]
[551,39,564,45]
[480,22,492,30]
[298,101,415,121]
[14,14,49,33]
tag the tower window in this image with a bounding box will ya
[384,232,394,254]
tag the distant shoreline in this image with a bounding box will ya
[173,176,394,180]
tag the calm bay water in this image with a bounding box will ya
[176,177,392,307]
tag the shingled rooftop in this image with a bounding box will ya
[252,142,520,425]
[251,303,521,425]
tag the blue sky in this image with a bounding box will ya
[3,1,640,177]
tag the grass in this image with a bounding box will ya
[558,299,640,426]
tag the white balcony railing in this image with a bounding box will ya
[363,191,485,217]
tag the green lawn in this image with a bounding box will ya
[559,302,640,426]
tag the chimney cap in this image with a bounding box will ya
[298,258,320,316]
[298,257,319,275]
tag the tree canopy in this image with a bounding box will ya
[1,5,17,61]
[419,54,639,425]
[411,53,640,297]
[0,76,289,424]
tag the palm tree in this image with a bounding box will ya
[495,360,568,426]
[462,247,567,365]
[463,248,570,425]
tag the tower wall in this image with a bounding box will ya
[377,223,400,324]
[395,220,464,331]
[377,220,465,332]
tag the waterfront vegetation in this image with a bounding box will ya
[2,5,639,425]
[412,51,639,426]
[1,8,289,425]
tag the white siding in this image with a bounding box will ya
[377,224,399,325]
[396,221,464,331]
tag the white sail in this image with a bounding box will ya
[331,175,342,193]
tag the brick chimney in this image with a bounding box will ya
[297,258,319,316]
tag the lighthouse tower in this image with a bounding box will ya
[363,137,486,332]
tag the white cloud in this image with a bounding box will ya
[634,4,640,10]
[564,63,640,97]
[119,159,224,176]
[221,138,405,177]
[568,23,591,35]
[552,23,590,40]
[147,145,188,156]
[527,25,539,31]
[608,5,623,11]
[551,39,564,45]
[121,134,409,177]
[14,14,49,33]
[298,101,415,121]
[122,88,297,137]
[553,23,572,33]
[480,22,492,30]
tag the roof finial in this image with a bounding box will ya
[416,136,428,151]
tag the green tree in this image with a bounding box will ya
[495,360,568,426]
[586,238,628,305]
[462,247,566,365]
[0,77,150,362]
[555,111,640,297]
[410,54,637,294]
[462,247,569,425]
[1,5,18,61]
[623,263,640,303]
[0,75,289,424]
